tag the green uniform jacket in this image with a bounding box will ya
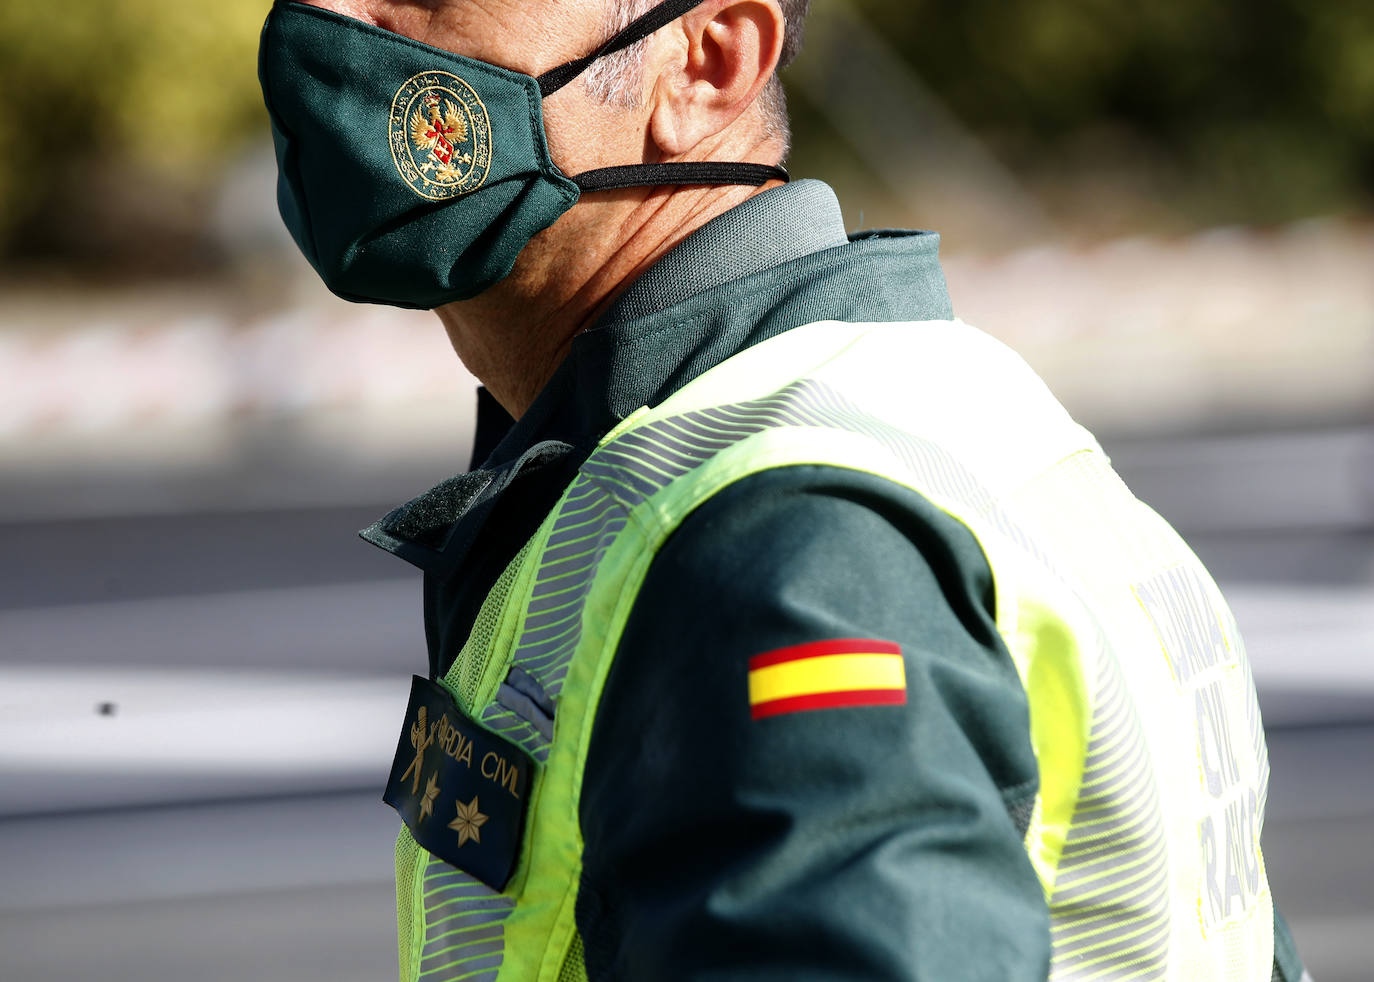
[365,181,1305,981]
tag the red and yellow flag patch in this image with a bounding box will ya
[748,639,907,720]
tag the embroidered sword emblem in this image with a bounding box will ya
[401,705,436,795]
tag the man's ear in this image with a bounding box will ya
[647,0,784,157]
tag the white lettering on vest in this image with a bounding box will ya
[1134,566,1229,686]
[1134,564,1265,931]
[1195,681,1242,797]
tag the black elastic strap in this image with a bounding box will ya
[572,162,789,192]
[538,0,710,98]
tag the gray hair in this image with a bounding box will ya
[581,0,809,159]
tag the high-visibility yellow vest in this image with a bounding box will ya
[393,319,1274,981]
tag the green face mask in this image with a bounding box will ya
[258,0,787,309]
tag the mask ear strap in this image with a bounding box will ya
[538,0,710,98]
[572,162,788,192]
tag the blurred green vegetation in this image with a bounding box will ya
[830,0,1374,227]
[0,0,1370,271]
[0,0,268,271]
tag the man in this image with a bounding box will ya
[258,1,1308,979]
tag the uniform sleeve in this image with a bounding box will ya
[575,465,1049,981]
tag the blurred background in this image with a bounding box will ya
[1,0,1371,979]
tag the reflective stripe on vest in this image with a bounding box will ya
[395,319,1275,982]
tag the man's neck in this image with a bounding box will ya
[435,175,781,419]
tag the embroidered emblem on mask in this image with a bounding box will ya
[389,70,492,200]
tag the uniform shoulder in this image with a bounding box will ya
[576,462,1049,980]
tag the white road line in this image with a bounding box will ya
[0,665,411,816]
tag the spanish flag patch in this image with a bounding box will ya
[748,639,907,720]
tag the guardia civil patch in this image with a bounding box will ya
[388,71,492,200]
[384,676,532,891]
[748,639,907,719]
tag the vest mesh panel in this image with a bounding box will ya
[395,828,420,982]
[454,541,532,710]
[396,544,533,981]
[557,933,588,982]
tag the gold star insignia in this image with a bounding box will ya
[448,796,487,847]
[419,772,440,821]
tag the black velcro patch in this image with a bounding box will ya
[383,676,533,891]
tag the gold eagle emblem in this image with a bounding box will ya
[408,100,471,182]
[410,101,467,149]
[390,72,492,199]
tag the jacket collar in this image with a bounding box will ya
[467,179,853,473]
[363,180,951,572]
